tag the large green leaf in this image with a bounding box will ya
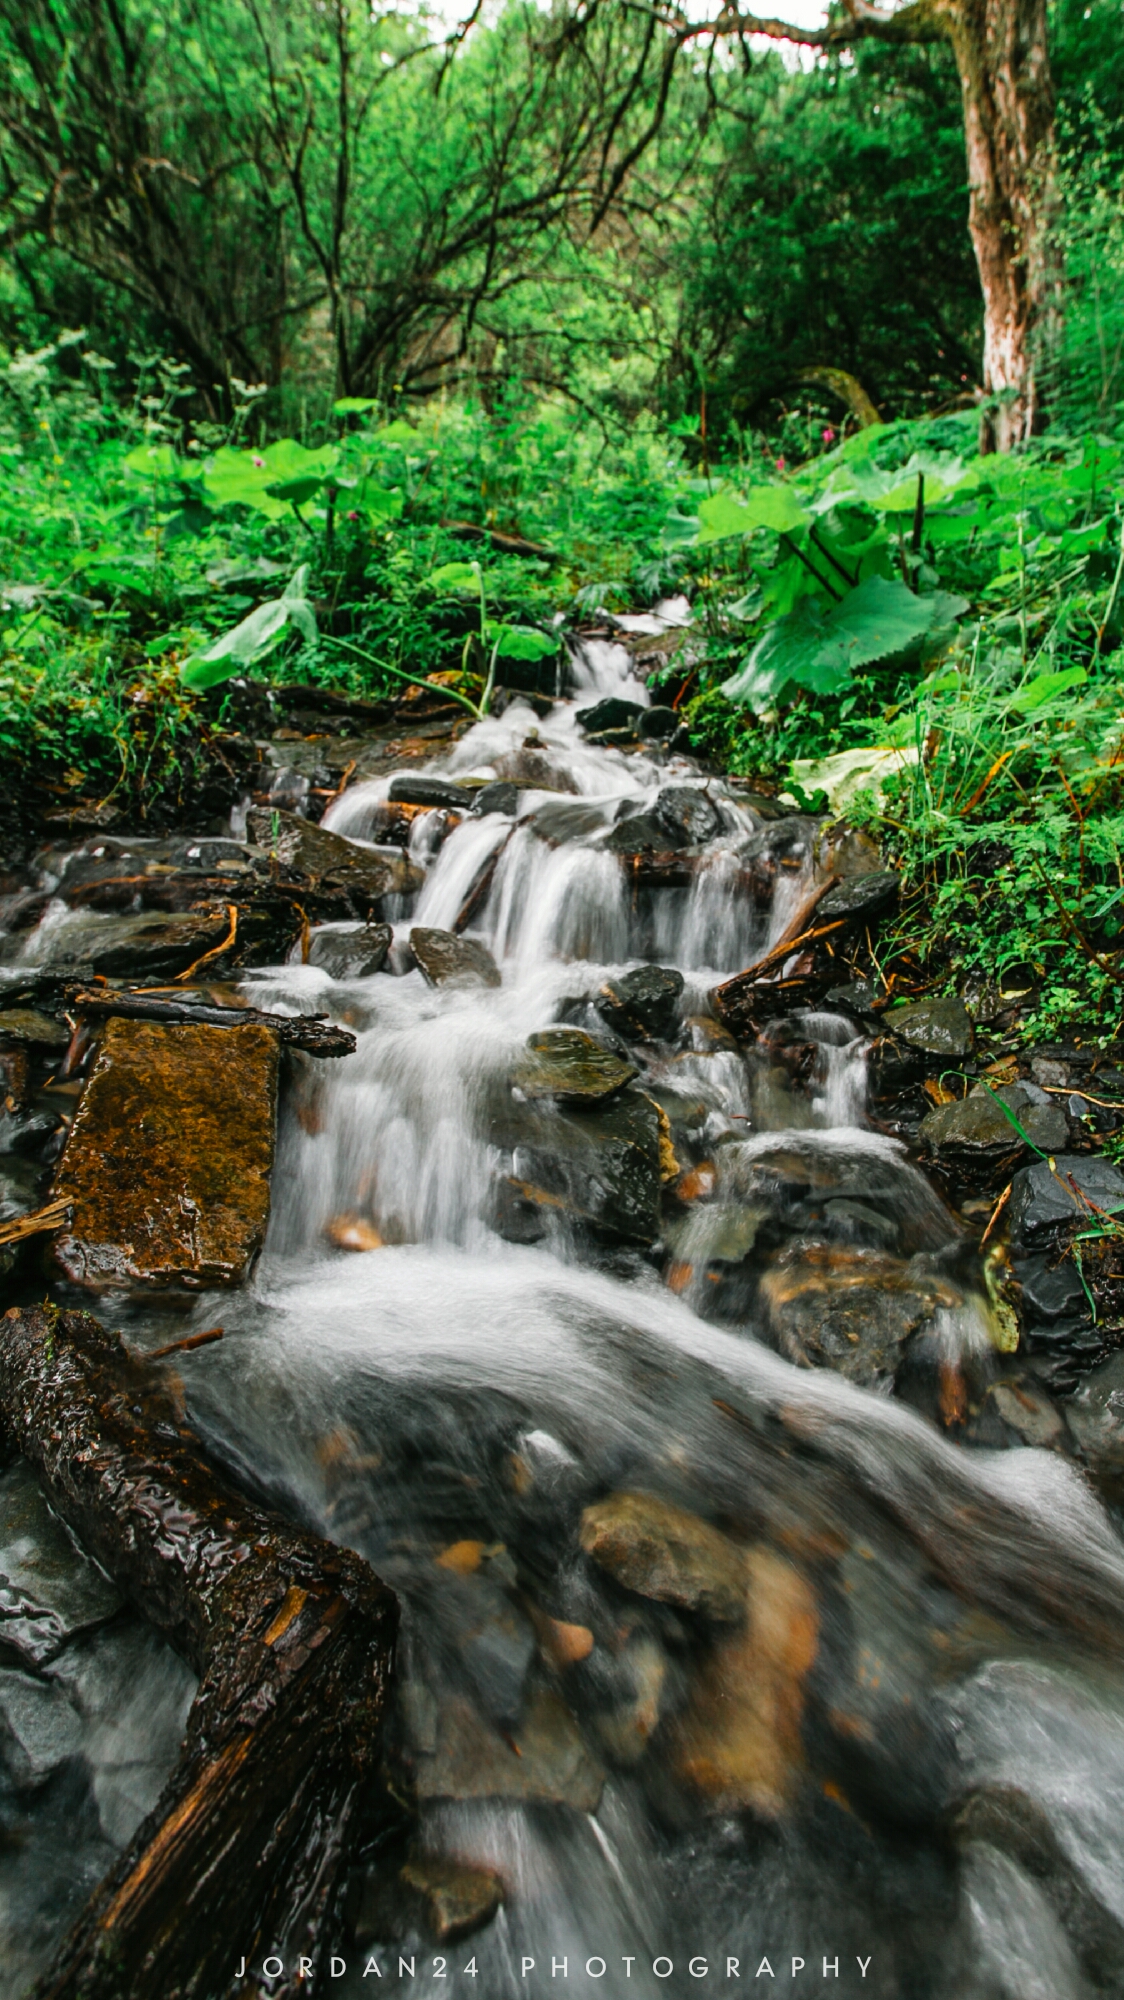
[722,575,968,707]
[696,485,809,543]
[180,564,316,689]
[484,619,559,660]
[427,560,481,593]
[202,439,339,517]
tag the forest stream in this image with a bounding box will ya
[4,635,1124,2000]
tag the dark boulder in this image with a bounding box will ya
[652,785,723,846]
[308,922,392,979]
[1009,1153,1124,1248]
[637,706,679,741]
[817,871,900,922]
[471,781,521,817]
[575,697,643,735]
[596,965,684,1041]
[247,805,422,907]
[885,995,973,1060]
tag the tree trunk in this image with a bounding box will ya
[940,0,1057,450]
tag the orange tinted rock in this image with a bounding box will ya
[675,1161,717,1203]
[436,1540,486,1575]
[52,1018,278,1290]
[326,1214,385,1251]
[533,1612,595,1666]
[673,1546,818,1817]
[579,1490,746,1623]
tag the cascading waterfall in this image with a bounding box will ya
[7,639,1124,2000]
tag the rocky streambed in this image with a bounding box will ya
[3,638,1124,2000]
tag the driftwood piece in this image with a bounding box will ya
[711,876,842,1036]
[0,1304,397,2000]
[68,988,357,1058]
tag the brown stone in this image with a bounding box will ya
[326,1214,385,1251]
[672,1546,818,1817]
[414,1689,604,1810]
[247,805,422,906]
[579,1490,746,1623]
[398,1859,504,1944]
[760,1244,960,1388]
[52,1019,279,1290]
[410,927,502,989]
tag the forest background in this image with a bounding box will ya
[1,0,1124,1035]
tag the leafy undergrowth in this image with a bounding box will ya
[3,339,1124,1038]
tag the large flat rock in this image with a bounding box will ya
[51,1018,279,1290]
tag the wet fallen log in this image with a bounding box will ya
[0,1303,398,2000]
[68,987,357,1058]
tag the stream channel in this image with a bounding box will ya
[5,636,1124,2000]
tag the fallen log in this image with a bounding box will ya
[0,1303,398,2000]
[68,987,357,1058]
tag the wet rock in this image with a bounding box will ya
[638,706,679,741]
[410,927,501,989]
[531,799,614,843]
[387,775,475,810]
[424,1570,536,1730]
[46,1619,197,1846]
[471,781,521,817]
[1062,1349,1124,1499]
[398,1859,504,1944]
[685,1014,740,1054]
[816,871,900,922]
[883,995,973,1059]
[413,1688,604,1811]
[760,1244,956,1387]
[308,921,392,979]
[52,1018,279,1290]
[0,1667,83,1787]
[501,1090,663,1243]
[920,1084,1067,1159]
[943,1662,1124,1995]
[576,697,644,735]
[512,1028,637,1105]
[604,811,675,854]
[579,1491,746,1623]
[823,982,880,1024]
[596,964,684,1040]
[247,805,422,906]
[652,785,723,845]
[0,1458,122,1667]
[0,907,243,982]
[672,1546,818,1817]
[0,1009,68,1048]
[1008,1153,1124,1247]
[583,1629,670,1766]
[985,1379,1068,1450]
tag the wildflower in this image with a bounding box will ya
[252,454,265,468]
[822,427,836,444]
[776,456,786,471]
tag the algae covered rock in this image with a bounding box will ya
[52,1018,279,1290]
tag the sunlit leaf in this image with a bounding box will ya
[696,485,809,542]
[722,575,968,707]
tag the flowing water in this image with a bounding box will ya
[7,639,1124,1997]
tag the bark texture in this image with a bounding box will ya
[0,1303,398,2000]
[713,0,1057,448]
[939,0,1056,448]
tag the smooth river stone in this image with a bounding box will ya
[0,1458,122,1668]
[51,1018,279,1290]
[414,1688,604,1811]
[512,1028,637,1105]
[579,1490,746,1623]
[410,927,501,989]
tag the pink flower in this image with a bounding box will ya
[776,456,786,471]
[347,510,359,521]
[822,427,836,443]
[252,454,265,468]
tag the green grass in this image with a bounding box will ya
[4,338,1124,1040]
